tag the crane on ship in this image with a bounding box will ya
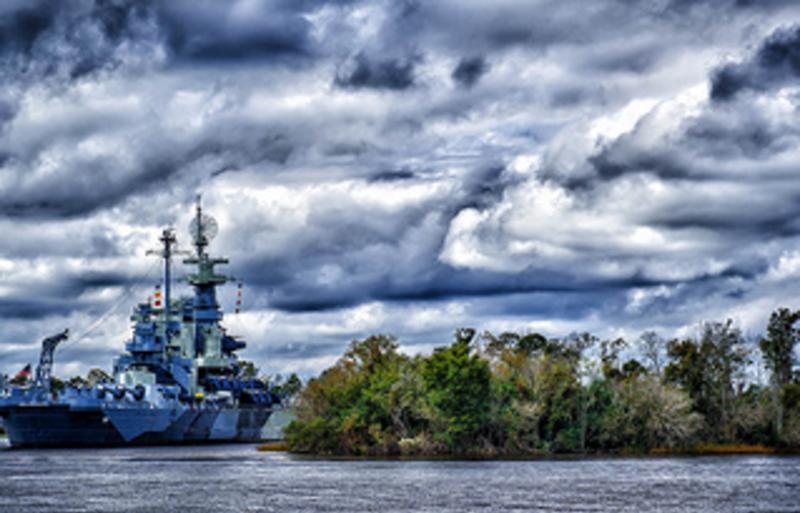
[33,329,69,393]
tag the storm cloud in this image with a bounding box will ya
[2,0,800,377]
[451,56,489,88]
[711,25,800,101]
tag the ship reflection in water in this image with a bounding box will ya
[0,443,797,513]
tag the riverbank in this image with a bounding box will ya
[650,443,798,456]
[260,442,798,459]
[256,441,288,452]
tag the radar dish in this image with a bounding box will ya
[189,214,218,243]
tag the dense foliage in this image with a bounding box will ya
[285,308,800,456]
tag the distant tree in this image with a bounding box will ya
[483,330,560,359]
[533,352,582,452]
[729,383,772,445]
[571,333,599,452]
[282,373,303,399]
[482,331,520,356]
[268,373,303,402]
[389,356,429,446]
[783,383,800,445]
[584,378,617,451]
[610,376,701,450]
[86,368,112,386]
[759,307,800,439]
[564,332,598,364]
[481,330,543,453]
[68,375,89,388]
[516,333,549,356]
[665,320,748,441]
[621,359,647,379]
[50,377,66,394]
[639,331,665,375]
[238,360,259,380]
[600,337,627,381]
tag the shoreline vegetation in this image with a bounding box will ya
[258,440,796,458]
[282,308,800,458]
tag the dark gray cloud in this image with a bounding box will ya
[452,56,489,88]
[588,143,690,184]
[0,0,361,94]
[334,53,417,90]
[157,1,316,63]
[0,298,78,320]
[368,169,416,182]
[0,0,159,85]
[711,25,800,101]
[0,1,57,55]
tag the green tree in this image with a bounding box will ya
[534,353,583,452]
[86,368,112,386]
[481,331,543,454]
[421,329,491,453]
[284,321,795,457]
[599,337,627,381]
[285,335,409,455]
[50,377,66,394]
[68,375,89,387]
[238,360,259,379]
[282,373,303,398]
[759,307,800,439]
[665,320,748,441]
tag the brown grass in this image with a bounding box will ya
[650,444,777,456]
[256,441,289,452]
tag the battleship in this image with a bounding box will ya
[0,199,280,447]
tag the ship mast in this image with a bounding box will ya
[146,228,182,316]
[183,195,233,357]
[192,194,209,258]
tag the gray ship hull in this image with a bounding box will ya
[0,405,273,448]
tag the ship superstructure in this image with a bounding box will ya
[0,199,278,447]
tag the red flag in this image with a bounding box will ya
[12,364,31,381]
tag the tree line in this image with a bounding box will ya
[284,308,800,456]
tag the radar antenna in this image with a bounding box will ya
[189,194,218,258]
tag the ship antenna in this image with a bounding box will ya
[194,194,205,258]
[146,228,187,318]
[189,193,218,260]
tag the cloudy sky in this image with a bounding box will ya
[2,0,800,378]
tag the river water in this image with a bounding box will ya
[0,441,798,513]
